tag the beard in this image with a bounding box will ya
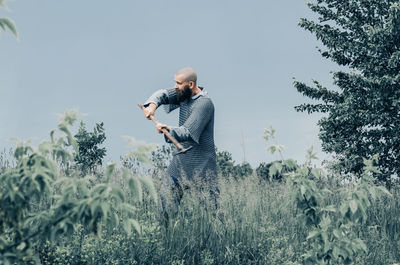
[176,85,192,102]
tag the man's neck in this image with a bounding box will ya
[192,86,202,96]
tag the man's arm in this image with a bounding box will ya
[142,103,157,119]
[163,126,192,143]
[154,122,191,143]
[142,88,179,118]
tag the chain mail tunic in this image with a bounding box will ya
[144,87,217,181]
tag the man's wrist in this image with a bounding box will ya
[149,103,157,111]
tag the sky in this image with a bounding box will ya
[0,0,340,168]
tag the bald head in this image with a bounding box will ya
[175,67,197,85]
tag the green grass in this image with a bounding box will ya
[35,170,400,265]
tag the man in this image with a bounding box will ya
[142,67,218,219]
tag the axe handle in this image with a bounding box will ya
[138,104,183,150]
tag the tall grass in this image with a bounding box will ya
[34,167,400,265]
[1,147,398,264]
[0,148,15,174]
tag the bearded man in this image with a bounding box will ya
[142,67,218,220]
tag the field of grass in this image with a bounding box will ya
[28,165,400,265]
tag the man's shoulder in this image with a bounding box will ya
[195,95,214,109]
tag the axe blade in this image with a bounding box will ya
[173,146,193,156]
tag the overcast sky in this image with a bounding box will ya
[0,0,340,167]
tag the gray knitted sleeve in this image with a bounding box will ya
[163,126,191,143]
[182,98,214,144]
[143,88,180,113]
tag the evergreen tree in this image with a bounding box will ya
[294,0,400,184]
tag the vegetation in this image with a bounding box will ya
[0,115,398,264]
[0,0,18,39]
[2,1,399,264]
[216,149,253,179]
[0,110,157,264]
[294,0,400,185]
[256,126,298,181]
[74,121,107,176]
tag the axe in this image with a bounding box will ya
[138,104,192,155]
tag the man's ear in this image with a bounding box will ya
[189,81,195,88]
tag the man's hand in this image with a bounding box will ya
[143,103,157,120]
[156,122,169,134]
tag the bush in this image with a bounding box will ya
[74,121,107,176]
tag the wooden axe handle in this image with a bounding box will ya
[138,104,183,150]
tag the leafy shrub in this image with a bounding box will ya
[0,110,157,264]
[288,154,392,264]
[74,121,107,176]
[294,0,400,184]
[256,160,298,181]
[0,0,18,40]
[216,149,253,179]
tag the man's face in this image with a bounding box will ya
[174,74,193,102]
